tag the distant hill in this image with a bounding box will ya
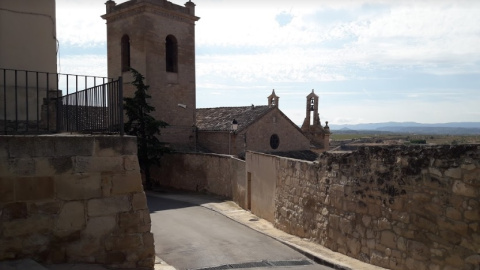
[330,122,480,135]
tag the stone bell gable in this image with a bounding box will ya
[301,89,330,150]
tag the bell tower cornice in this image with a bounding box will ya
[102,0,200,24]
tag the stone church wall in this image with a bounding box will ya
[258,145,479,270]
[0,135,154,269]
[197,108,311,157]
[244,109,311,155]
[152,153,247,208]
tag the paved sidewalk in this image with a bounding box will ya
[146,191,388,270]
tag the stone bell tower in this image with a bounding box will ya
[301,90,330,150]
[102,0,199,149]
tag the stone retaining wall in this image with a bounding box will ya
[153,153,247,208]
[271,145,480,270]
[0,135,154,269]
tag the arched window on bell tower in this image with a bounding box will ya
[165,35,178,73]
[121,35,130,72]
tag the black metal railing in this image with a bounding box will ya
[58,79,123,134]
[1,68,123,135]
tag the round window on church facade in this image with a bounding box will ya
[270,134,279,149]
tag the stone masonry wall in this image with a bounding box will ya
[0,135,155,269]
[273,145,480,270]
[152,153,247,208]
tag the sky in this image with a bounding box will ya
[55,0,480,126]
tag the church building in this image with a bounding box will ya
[102,0,330,156]
[196,90,313,157]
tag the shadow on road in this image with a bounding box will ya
[146,188,227,213]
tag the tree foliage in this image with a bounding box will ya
[124,68,168,189]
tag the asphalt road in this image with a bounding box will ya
[148,195,334,270]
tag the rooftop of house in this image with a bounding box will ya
[196,105,274,132]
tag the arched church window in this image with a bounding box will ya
[165,35,178,73]
[310,98,315,111]
[121,35,130,72]
[270,134,280,149]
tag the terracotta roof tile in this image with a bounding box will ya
[196,105,273,131]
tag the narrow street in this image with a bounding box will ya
[147,194,335,270]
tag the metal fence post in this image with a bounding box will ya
[119,76,124,136]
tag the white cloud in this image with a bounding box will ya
[196,0,480,75]
[56,0,107,46]
[55,0,480,123]
[59,54,107,77]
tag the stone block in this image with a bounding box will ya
[464,169,480,185]
[380,230,397,249]
[56,201,86,232]
[0,138,9,158]
[84,215,116,238]
[54,137,94,157]
[445,254,465,268]
[123,155,139,171]
[452,180,477,197]
[439,229,461,245]
[3,216,52,236]
[73,156,124,174]
[29,201,62,215]
[368,204,381,216]
[347,237,361,256]
[391,211,410,223]
[16,177,54,201]
[437,217,469,236]
[87,196,131,217]
[424,202,443,216]
[407,240,429,260]
[55,173,102,200]
[370,251,390,268]
[445,168,462,179]
[140,209,151,224]
[8,158,35,176]
[105,234,142,251]
[110,171,143,195]
[1,202,27,221]
[465,209,480,221]
[362,215,372,227]
[0,177,14,202]
[7,137,35,158]
[429,167,442,178]
[142,232,154,249]
[34,157,56,175]
[412,215,436,233]
[66,238,100,258]
[466,254,480,265]
[49,157,73,174]
[377,217,392,230]
[23,233,50,251]
[33,137,55,157]
[406,258,426,270]
[339,217,353,235]
[94,136,137,157]
[102,251,126,264]
[397,237,407,251]
[119,211,143,232]
[132,192,148,211]
[445,207,462,220]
